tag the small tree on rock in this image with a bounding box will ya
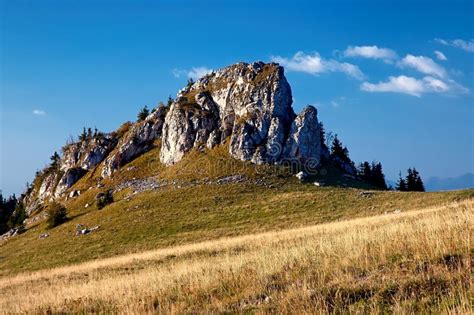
[137,106,150,122]
[167,96,174,107]
[50,152,61,169]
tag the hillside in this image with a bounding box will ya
[1,144,473,276]
[1,198,472,313]
[1,60,473,313]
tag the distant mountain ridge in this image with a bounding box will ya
[425,173,474,192]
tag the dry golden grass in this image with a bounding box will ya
[0,199,472,313]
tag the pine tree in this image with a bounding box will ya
[360,161,372,181]
[0,194,21,233]
[50,152,60,169]
[396,172,407,191]
[137,106,150,121]
[318,122,326,148]
[87,127,93,140]
[7,202,26,230]
[371,162,387,190]
[79,127,87,142]
[186,78,194,88]
[330,135,344,158]
[412,168,425,192]
[167,96,174,107]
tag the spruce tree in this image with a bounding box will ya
[50,152,61,169]
[318,122,326,148]
[79,127,87,142]
[372,162,387,190]
[137,106,150,121]
[167,96,174,107]
[330,135,344,159]
[412,168,425,192]
[186,78,194,88]
[396,172,407,191]
[405,168,415,191]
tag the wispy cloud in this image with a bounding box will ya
[361,75,467,97]
[271,51,365,80]
[187,67,213,80]
[172,68,187,78]
[398,54,447,78]
[435,38,474,53]
[343,45,397,62]
[434,50,447,61]
[32,109,46,116]
[172,67,213,80]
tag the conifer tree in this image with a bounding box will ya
[167,96,174,107]
[318,122,326,148]
[412,168,425,192]
[186,78,194,88]
[371,162,387,190]
[50,152,60,169]
[137,106,149,121]
[396,172,407,191]
[79,127,87,142]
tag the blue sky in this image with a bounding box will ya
[1,0,473,196]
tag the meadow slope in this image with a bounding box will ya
[1,146,472,276]
[0,199,472,313]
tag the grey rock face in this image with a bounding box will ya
[160,62,295,165]
[102,106,168,177]
[37,172,60,201]
[27,134,117,208]
[55,168,86,197]
[61,135,117,172]
[283,105,329,164]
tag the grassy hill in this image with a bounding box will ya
[1,199,471,313]
[0,145,472,312]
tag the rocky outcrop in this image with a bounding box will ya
[159,62,339,169]
[102,105,168,177]
[160,62,295,165]
[283,106,329,164]
[23,60,357,212]
[60,135,117,172]
[54,168,86,197]
[24,134,118,210]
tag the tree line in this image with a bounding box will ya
[0,192,26,234]
[319,122,424,191]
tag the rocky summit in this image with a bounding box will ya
[23,61,351,212]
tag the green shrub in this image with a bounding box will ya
[96,190,114,210]
[46,202,68,228]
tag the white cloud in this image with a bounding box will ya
[434,50,447,61]
[343,45,397,61]
[435,38,474,53]
[271,51,365,80]
[398,54,447,78]
[187,67,213,80]
[330,100,339,108]
[434,38,448,45]
[360,75,467,97]
[452,39,474,52]
[32,109,46,116]
[172,67,213,80]
[172,68,186,78]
